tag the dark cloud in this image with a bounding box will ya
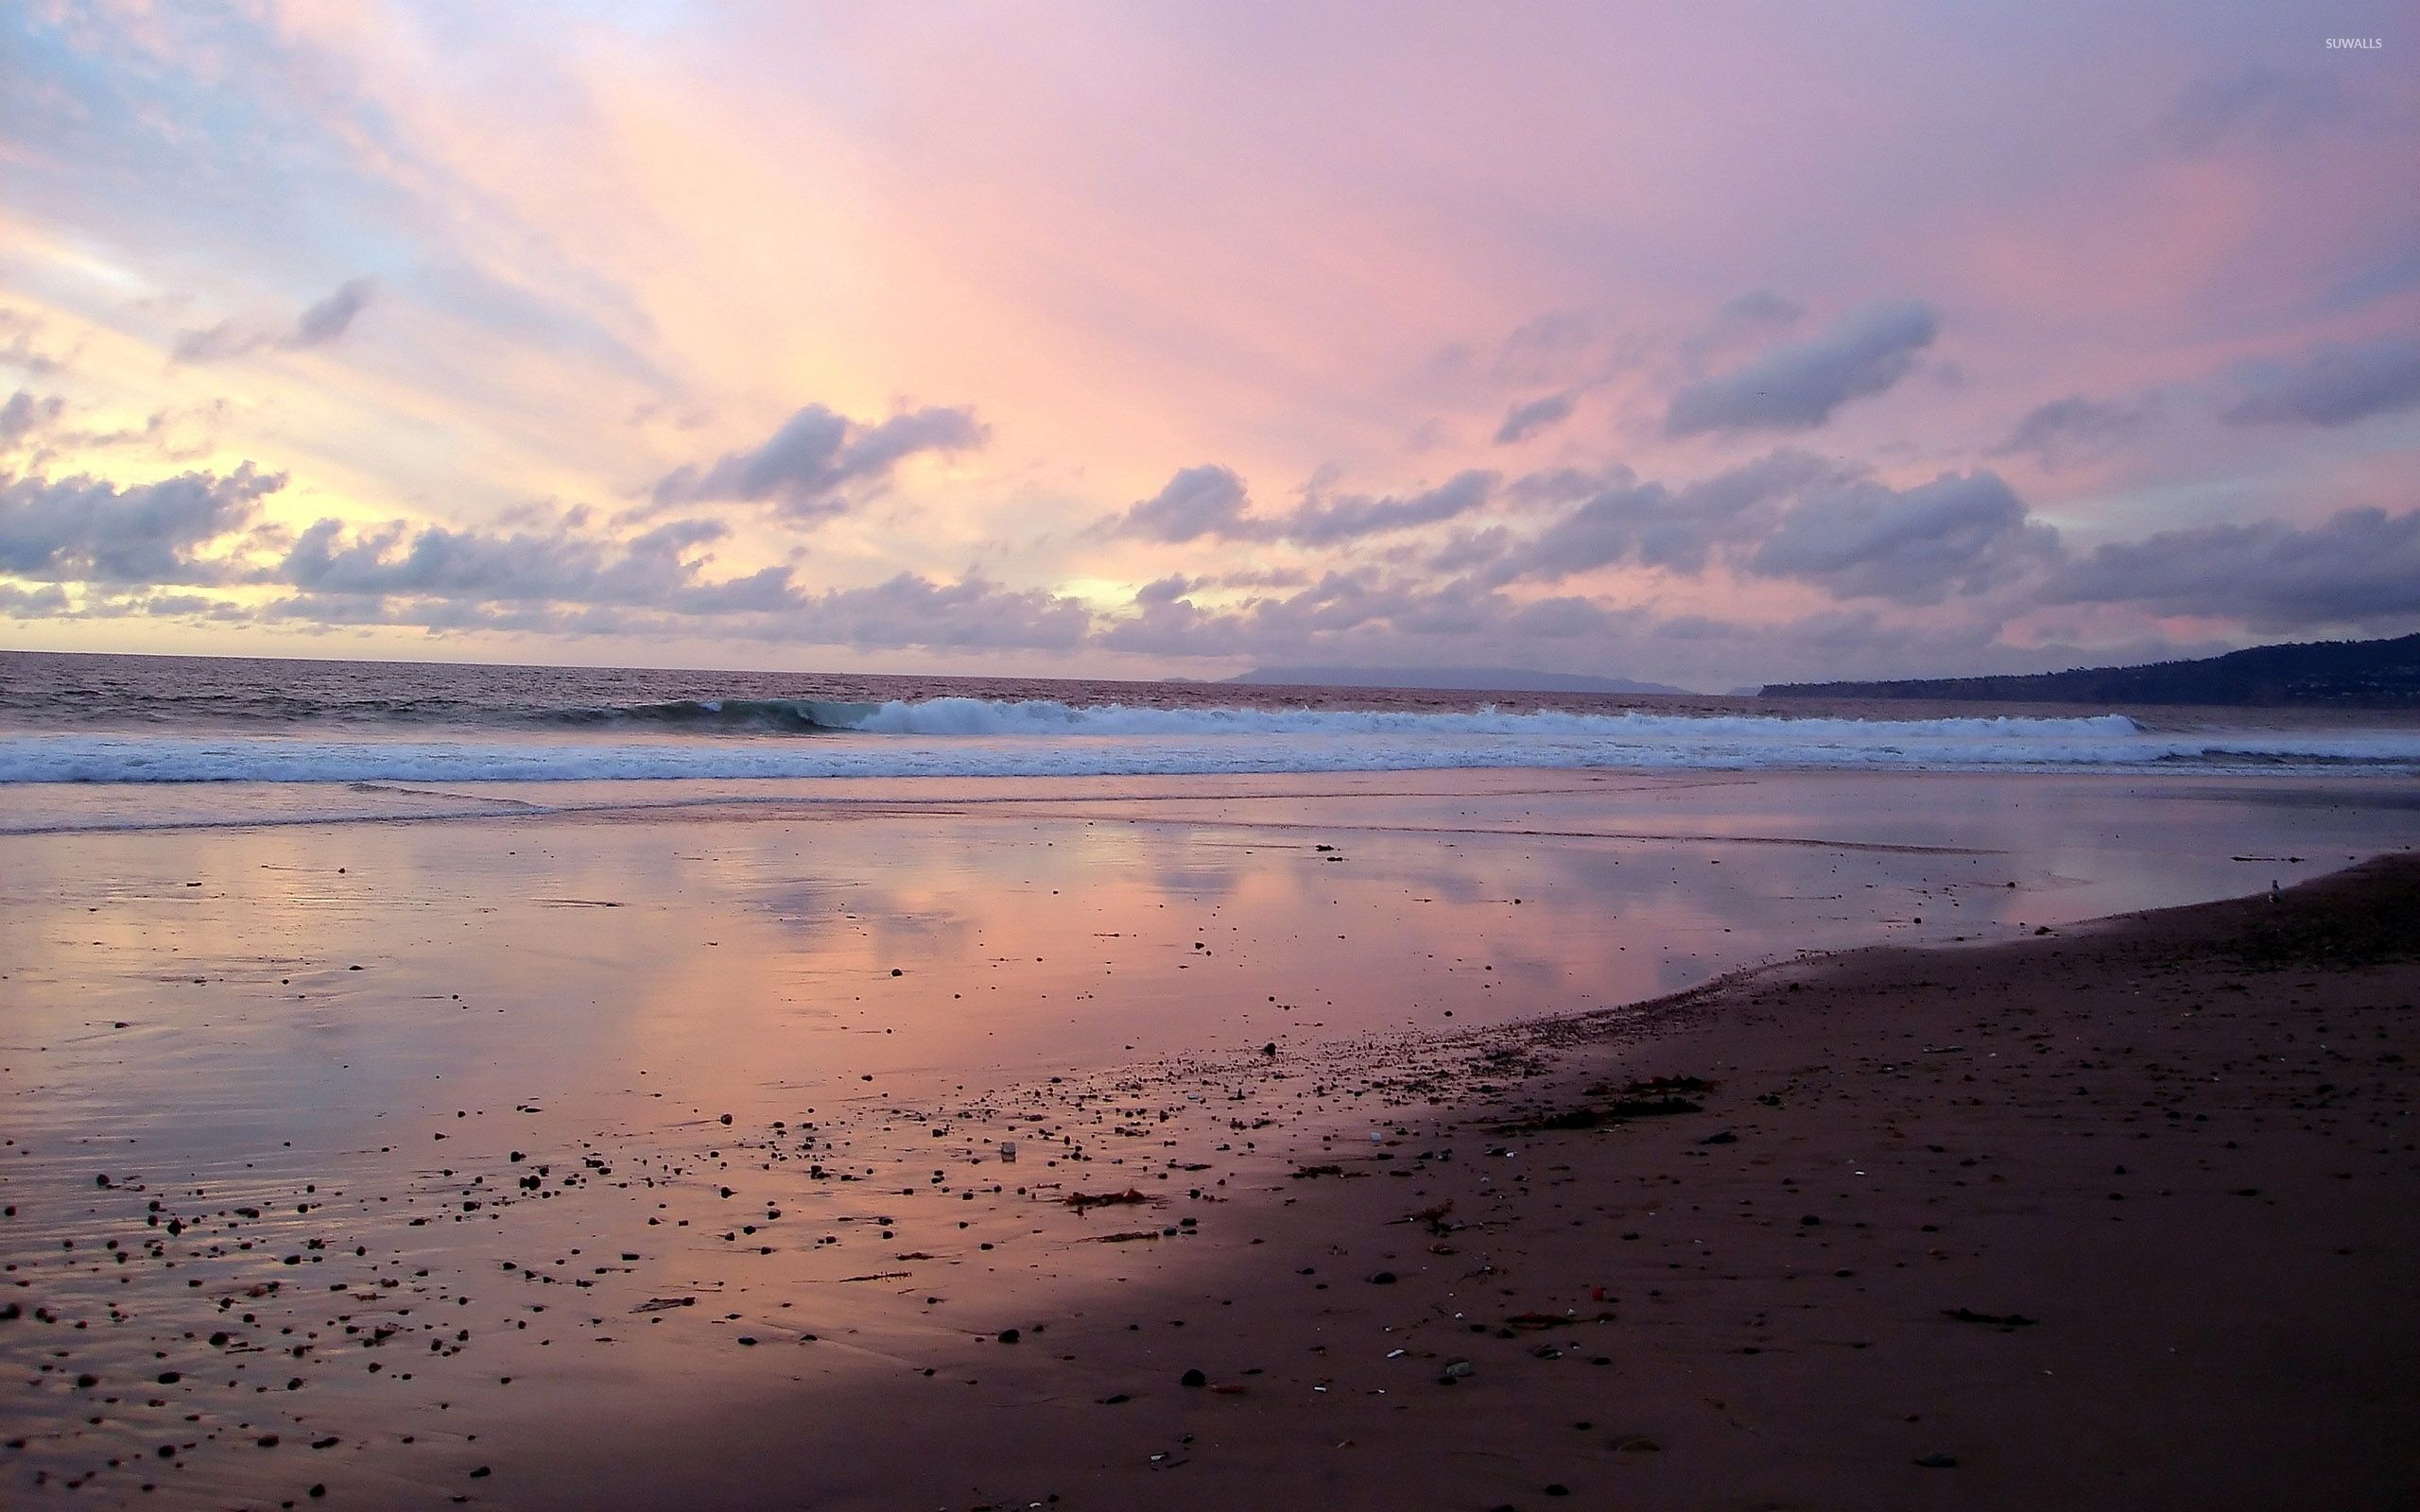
[2219,336,2420,428]
[1665,301,1938,437]
[2155,66,2354,154]
[1748,471,2057,605]
[2050,506,2420,629]
[1493,391,1577,445]
[173,276,378,363]
[1992,394,2153,463]
[0,581,71,615]
[1110,466,1495,545]
[0,464,282,583]
[651,403,987,518]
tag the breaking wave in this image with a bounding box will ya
[4,699,2418,784]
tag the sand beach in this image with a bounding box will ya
[4,766,2416,1508]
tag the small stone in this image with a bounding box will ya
[1914,1452,1958,1469]
[1180,1368,1207,1388]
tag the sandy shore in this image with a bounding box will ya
[4,783,2415,1509]
[454,854,2418,1512]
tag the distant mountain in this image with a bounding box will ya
[1760,632,2420,709]
[1225,664,1694,696]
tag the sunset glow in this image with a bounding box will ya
[5,2,2413,687]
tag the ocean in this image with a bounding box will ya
[6,651,2419,825]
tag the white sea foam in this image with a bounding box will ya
[834,698,2143,739]
[2,701,2415,785]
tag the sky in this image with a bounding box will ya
[3,1,2415,690]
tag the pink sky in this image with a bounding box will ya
[2,1,2414,687]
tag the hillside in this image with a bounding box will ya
[1761,632,2420,708]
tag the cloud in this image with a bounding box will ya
[0,464,282,583]
[2219,336,2420,428]
[1665,301,1938,437]
[801,571,1091,650]
[651,402,987,518]
[251,507,1089,649]
[1715,289,1804,328]
[170,324,251,365]
[1747,470,2056,605]
[289,277,377,348]
[2155,66,2354,155]
[1992,394,2153,463]
[1496,450,1841,581]
[1491,309,1602,385]
[1113,464,1253,542]
[0,581,71,615]
[280,513,796,613]
[254,567,1092,652]
[1281,471,1496,545]
[0,309,62,374]
[1133,573,1200,604]
[1111,465,1495,545]
[1098,563,1661,662]
[1428,525,1511,573]
[1493,391,1577,444]
[173,276,379,363]
[1,390,64,450]
[2050,506,2420,629]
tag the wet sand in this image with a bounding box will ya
[475,855,2420,1512]
[3,771,2417,1508]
